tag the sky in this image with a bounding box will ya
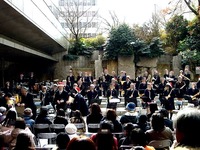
[98,0,170,25]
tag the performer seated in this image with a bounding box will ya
[106,83,119,110]
[138,77,147,96]
[141,82,155,113]
[86,84,99,106]
[185,82,200,107]
[124,83,139,107]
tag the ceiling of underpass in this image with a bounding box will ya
[0,0,67,61]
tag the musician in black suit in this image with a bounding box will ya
[161,83,176,119]
[102,69,111,97]
[54,82,69,111]
[138,77,147,96]
[124,83,139,107]
[185,82,199,107]
[86,84,99,106]
[141,82,155,110]
[39,86,51,106]
[107,83,118,110]
[18,86,37,119]
[66,70,75,89]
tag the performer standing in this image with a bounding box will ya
[54,82,69,111]
[174,76,186,110]
[161,83,175,119]
[17,87,37,120]
[66,70,75,90]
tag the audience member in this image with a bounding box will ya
[118,122,137,148]
[52,132,70,150]
[65,123,79,140]
[2,118,35,149]
[95,129,118,150]
[23,107,35,128]
[137,115,151,132]
[13,133,35,150]
[171,108,200,150]
[66,136,96,150]
[120,102,139,125]
[159,108,174,131]
[0,108,17,132]
[35,107,52,125]
[145,112,174,144]
[86,103,103,133]
[130,128,155,150]
[53,108,68,126]
[101,109,123,133]
[91,120,118,149]
[70,110,86,133]
[0,106,7,123]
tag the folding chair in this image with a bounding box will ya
[33,124,50,138]
[73,123,85,129]
[148,139,172,150]
[119,145,133,150]
[87,123,100,133]
[49,124,65,134]
[37,132,57,148]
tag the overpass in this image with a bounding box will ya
[0,0,69,85]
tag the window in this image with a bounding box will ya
[91,0,96,6]
[60,22,65,28]
[59,0,64,6]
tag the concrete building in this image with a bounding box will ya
[0,0,69,86]
[55,0,100,38]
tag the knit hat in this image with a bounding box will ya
[65,123,77,135]
[0,106,7,114]
[126,102,136,111]
[23,108,33,117]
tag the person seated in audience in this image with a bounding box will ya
[0,106,7,123]
[145,112,175,144]
[101,109,123,133]
[53,108,68,126]
[2,118,35,149]
[130,128,155,150]
[65,123,79,140]
[66,136,96,150]
[90,120,118,150]
[120,102,139,125]
[23,107,35,129]
[0,108,17,132]
[118,123,137,148]
[86,103,103,133]
[95,129,118,150]
[13,133,35,150]
[35,107,52,125]
[52,132,70,150]
[137,115,151,132]
[171,108,200,150]
[70,110,86,133]
[158,108,174,131]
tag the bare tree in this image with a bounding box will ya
[99,11,121,33]
[58,0,99,41]
[163,0,198,19]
